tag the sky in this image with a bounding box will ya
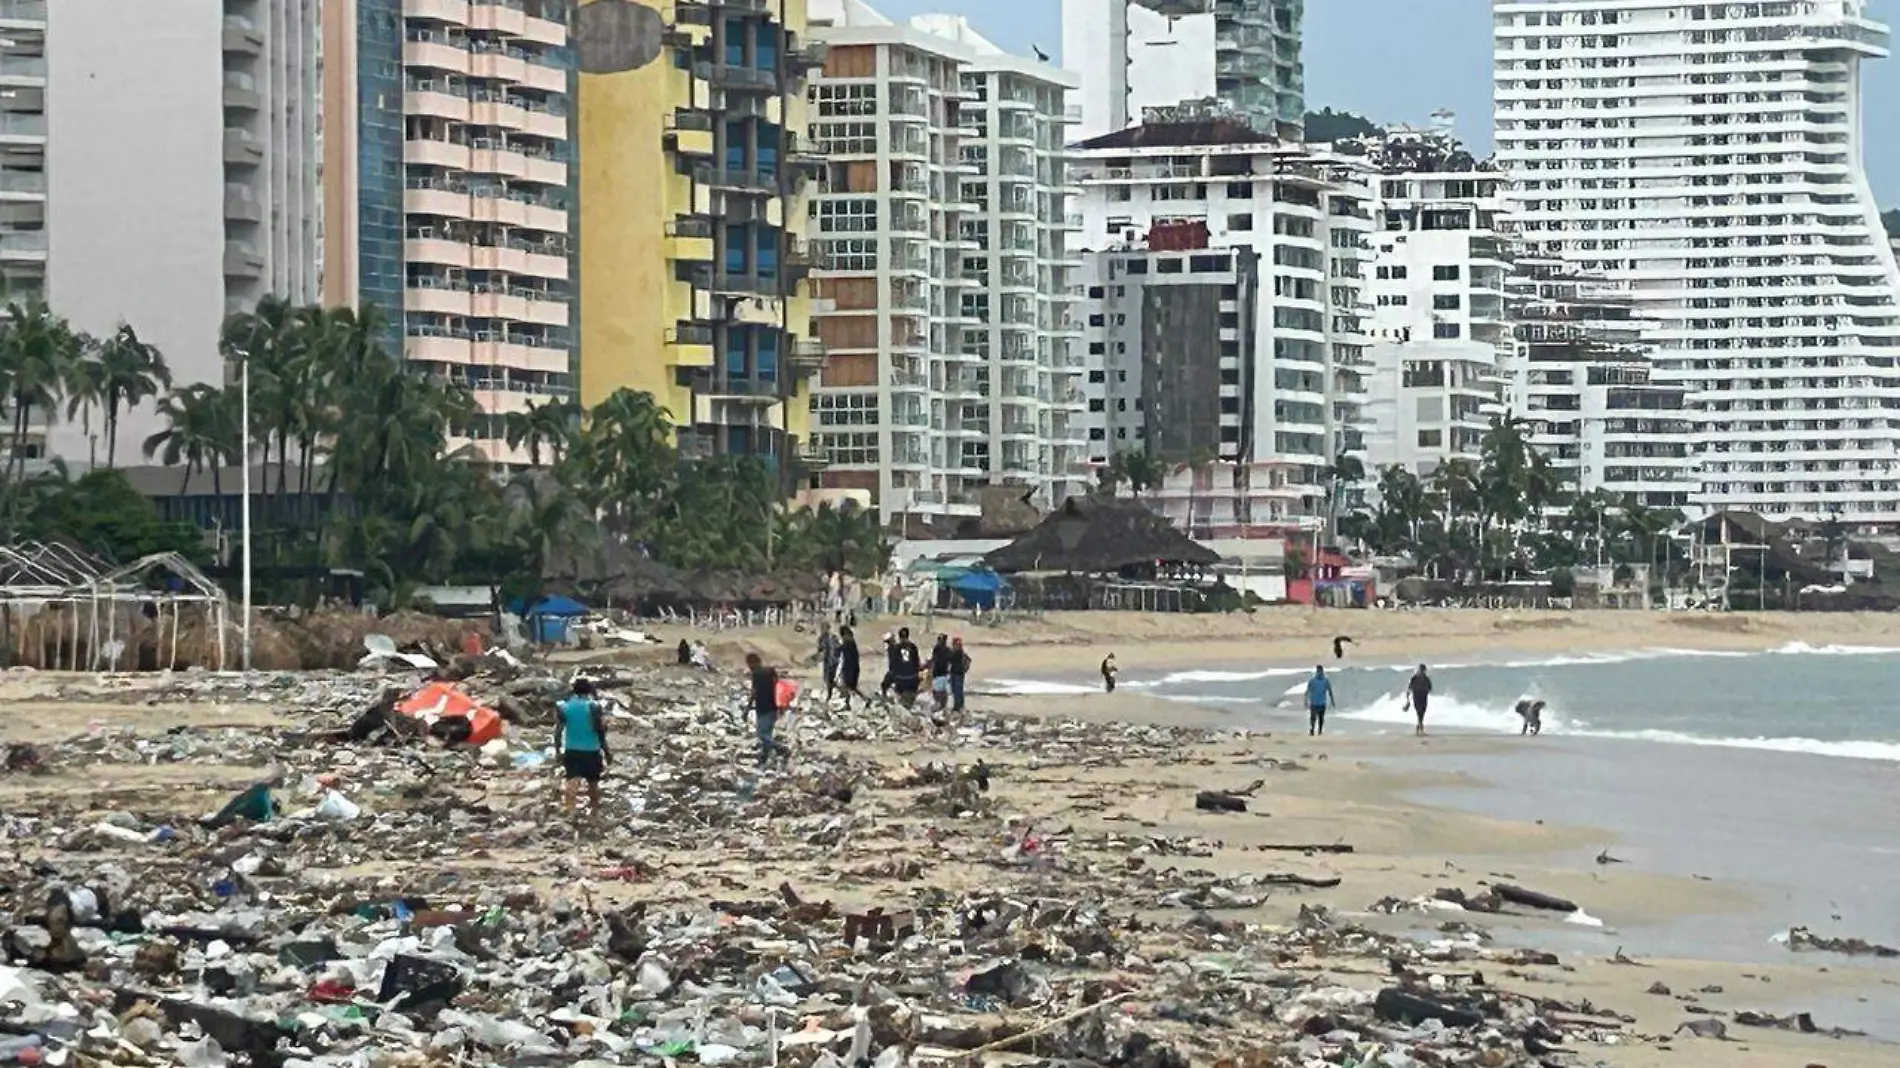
[863,0,1900,205]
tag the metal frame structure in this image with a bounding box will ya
[0,541,231,671]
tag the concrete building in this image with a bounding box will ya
[324,0,576,469]
[805,0,1084,522]
[1508,255,1695,509]
[25,0,322,465]
[575,0,825,475]
[1359,128,1514,478]
[1073,112,1373,535]
[1494,0,1900,523]
[1061,0,1304,143]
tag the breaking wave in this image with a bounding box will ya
[1336,691,1900,763]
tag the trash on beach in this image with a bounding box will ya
[0,650,1838,1068]
[1492,884,1581,913]
[357,632,439,671]
[1781,925,1900,958]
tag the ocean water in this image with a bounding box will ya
[994,642,1900,1002]
[993,641,1900,761]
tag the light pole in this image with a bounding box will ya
[240,353,253,672]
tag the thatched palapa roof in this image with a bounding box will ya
[983,496,1219,574]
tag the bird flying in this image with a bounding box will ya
[1332,635,1354,660]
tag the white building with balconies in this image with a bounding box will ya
[1494,0,1900,524]
[1073,109,1372,534]
[1360,129,1515,478]
[25,0,321,465]
[807,0,1082,522]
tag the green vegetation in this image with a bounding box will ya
[1335,416,1687,583]
[1303,107,1381,144]
[0,295,887,607]
[1883,208,1900,239]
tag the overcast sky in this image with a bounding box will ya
[863,0,1900,204]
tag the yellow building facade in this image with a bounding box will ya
[576,0,826,477]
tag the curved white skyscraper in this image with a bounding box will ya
[1494,0,1900,523]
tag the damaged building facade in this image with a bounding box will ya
[1073,110,1372,536]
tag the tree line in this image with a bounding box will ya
[1337,417,1689,586]
[0,295,886,607]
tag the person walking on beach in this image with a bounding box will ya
[949,636,971,713]
[889,627,922,708]
[555,678,610,820]
[836,625,864,710]
[1101,653,1119,693]
[929,633,954,713]
[1404,664,1432,736]
[746,652,793,769]
[1305,665,1334,737]
[818,624,839,705]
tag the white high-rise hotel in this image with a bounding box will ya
[1494,0,1900,524]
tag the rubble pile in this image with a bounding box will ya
[0,661,1728,1067]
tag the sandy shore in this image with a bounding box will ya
[1,668,1895,1065]
[622,607,1900,683]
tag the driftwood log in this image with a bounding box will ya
[1494,884,1579,913]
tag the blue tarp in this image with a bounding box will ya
[949,570,1007,610]
[509,595,589,643]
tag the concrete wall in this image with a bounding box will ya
[45,0,227,466]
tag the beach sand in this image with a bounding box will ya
[3,626,1897,1066]
[616,606,1900,683]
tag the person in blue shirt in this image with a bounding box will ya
[1305,666,1334,737]
[555,678,610,819]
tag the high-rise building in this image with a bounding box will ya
[1507,256,1695,509]
[324,0,576,469]
[805,0,1083,522]
[575,0,825,477]
[1061,0,1303,143]
[1360,129,1515,478]
[1073,113,1372,535]
[1493,0,1900,523]
[28,0,322,465]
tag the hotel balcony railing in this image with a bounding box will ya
[694,61,779,93]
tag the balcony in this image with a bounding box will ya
[667,321,715,348]
[787,40,830,73]
[695,61,778,93]
[223,183,259,222]
[789,338,826,375]
[0,230,45,260]
[697,164,778,195]
[796,439,830,471]
[222,72,259,111]
[0,0,46,24]
[664,109,714,156]
[407,137,472,169]
[223,15,264,55]
[223,240,264,278]
[664,214,713,261]
[0,113,44,142]
[405,35,472,74]
[0,56,44,86]
[703,376,784,404]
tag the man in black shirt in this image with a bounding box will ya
[1404,664,1432,737]
[746,652,792,769]
[929,634,954,712]
[888,627,922,708]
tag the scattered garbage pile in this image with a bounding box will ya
[0,660,1828,1068]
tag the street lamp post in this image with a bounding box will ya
[240,354,253,672]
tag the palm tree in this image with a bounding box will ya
[85,325,172,469]
[144,384,238,495]
[220,295,308,498]
[62,333,105,470]
[1178,445,1218,535]
[0,300,82,495]
[1325,452,1366,545]
[503,397,580,468]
